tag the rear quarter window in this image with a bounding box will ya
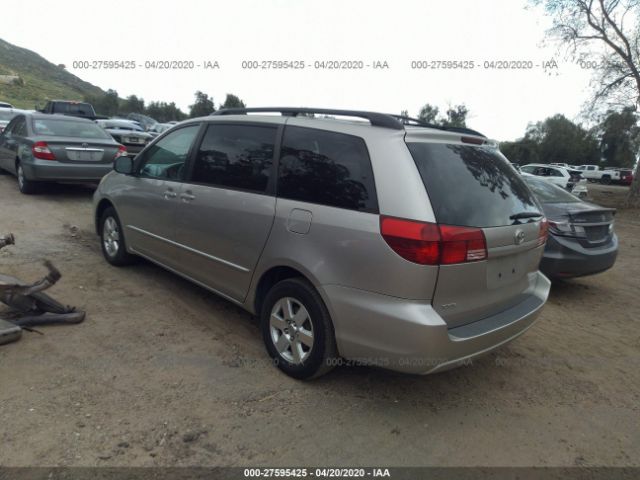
[277,126,378,213]
[407,142,539,227]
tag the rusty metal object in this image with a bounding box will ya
[0,233,85,334]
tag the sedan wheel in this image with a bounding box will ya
[16,163,37,194]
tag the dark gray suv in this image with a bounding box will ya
[93,108,551,379]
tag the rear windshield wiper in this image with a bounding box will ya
[510,211,543,221]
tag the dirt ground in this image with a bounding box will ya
[0,175,638,467]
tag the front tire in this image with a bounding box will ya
[99,207,136,266]
[261,278,338,380]
[16,162,37,194]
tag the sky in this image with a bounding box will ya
[1,0,601,141]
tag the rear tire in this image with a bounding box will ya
[16,162,37,194]
[600,175,611,185]
[99,207,136,266]
[261,278,338,380]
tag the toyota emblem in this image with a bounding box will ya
[514,229,526,245]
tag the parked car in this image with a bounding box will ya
[574,164,621,184]
[147,123,173,138]
[0,108,27,134]
[93,107,551,379]
[0,112,126,193]
[520,163,588,197]
[126,113,158,131]
[96,119,153,154]
[522,174,617,278]
[38,100,105,120]
[0,102,14,109]
[608,167,634,185]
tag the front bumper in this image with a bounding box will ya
[540,234,618,278]
[323,271,550,374]
[23,159,113,182]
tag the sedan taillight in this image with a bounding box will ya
[32,141,56,160]
[114,145,127,159]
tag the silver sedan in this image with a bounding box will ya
[0,112,126,194]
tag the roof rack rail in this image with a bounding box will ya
[391,114,487,138]
[212,107,404,130]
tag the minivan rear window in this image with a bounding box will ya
[407,143,539,227]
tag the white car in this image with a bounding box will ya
[574,164,621,184]
[520,164,588,198]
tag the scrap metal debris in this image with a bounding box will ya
[0,233,85,344]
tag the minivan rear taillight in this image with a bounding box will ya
[537,218,549,246]
[32,141,56,160]
[380,216,487,265]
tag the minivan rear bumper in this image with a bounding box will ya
[324,271,550,374]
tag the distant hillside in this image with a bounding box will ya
[0,38,105,109]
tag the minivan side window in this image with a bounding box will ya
[277,126,378,212]
[138,124,199,181]
[190,123,277,193]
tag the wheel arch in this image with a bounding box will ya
[95,198,115,235]
[249,262,329,318]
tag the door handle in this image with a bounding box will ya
[180,192,195,202]
[163,190,177,199]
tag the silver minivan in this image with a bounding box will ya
[93,108,551,379]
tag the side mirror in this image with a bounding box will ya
[114,155,134,174]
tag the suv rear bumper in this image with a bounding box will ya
[324,271,550,374]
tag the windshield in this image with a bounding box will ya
[32,118,112,139]
[522,175,581,204]
[407,143,540,227]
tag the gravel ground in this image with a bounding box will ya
[0,176,638,467]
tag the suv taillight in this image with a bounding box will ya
[32,141,56,160]
[380,216,487,265]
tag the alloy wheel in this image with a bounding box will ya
[269,297,314,364]
[103,217,120,257]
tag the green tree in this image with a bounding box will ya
[220,93,246,109]
[442,104,468,128]
[525,114,600,166]
[417,104,439,124]
[123,94,145,114]
[501,115,601,167]
[416,103,469,127]
[86,89,119,116]
[500,137,540,165]
[598,107,640,168]
[189,91,215,117]
[146,101,187,122]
